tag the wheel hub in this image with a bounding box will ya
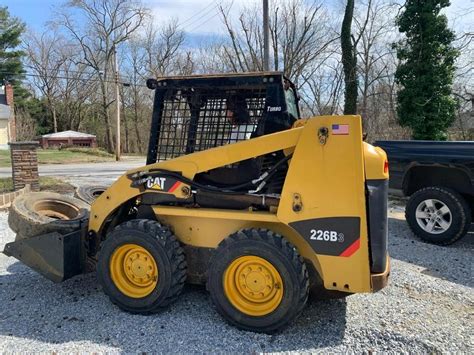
[415,199,452,234]
[110,244,158,298]
[124,250,156,286]
[224,256,283,316]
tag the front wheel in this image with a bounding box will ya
[405,187,471,245]
[97,219,187,313]
[207,229,309,333]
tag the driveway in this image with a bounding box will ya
[0,159,145,186]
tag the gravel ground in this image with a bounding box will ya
[0,202,472,352]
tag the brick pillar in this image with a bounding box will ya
[9,142,40,191]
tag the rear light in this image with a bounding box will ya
[384,160,389,174]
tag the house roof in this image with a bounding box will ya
[42,130,96,138]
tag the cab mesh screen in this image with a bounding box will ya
[155,88,266,161]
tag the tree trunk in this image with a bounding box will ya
[52,105,58,133]
[100,81,114,153]
[123,111,130,153]
[341,0,358,115]
[133,89,143,154]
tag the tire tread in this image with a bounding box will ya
[208,228,309,333]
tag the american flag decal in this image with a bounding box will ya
[332,124,349,135]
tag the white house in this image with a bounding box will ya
[0,83,15,149]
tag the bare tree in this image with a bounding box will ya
[142,20,186,77]
[301,60,344,116]
[24,31,66,133]
[55,50,97,132]
[219,0,337,81]
[354,0,398,136]
[14,108,38,141]
[57,0,148,152]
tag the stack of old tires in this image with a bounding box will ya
[8,186,108,241]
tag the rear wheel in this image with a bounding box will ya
[406,187,471,245]
[97,219,187,313]
[207,229,309,333]
[75,185,108,204]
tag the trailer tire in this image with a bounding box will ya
[75,185,108,205]
[207,229,309,333]
[8,192,89,240]
[97,219,187,314]
[406,187,471,245]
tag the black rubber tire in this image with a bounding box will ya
[74,185,108,205]
[207,229,309,333]
[406,187,471,245]
[8,192,89,240]
[97,219,187,314]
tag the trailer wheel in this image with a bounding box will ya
[97,219,187,314]
[8,192,89,240]
[74,185,108,204]
[406,187,471,245]
[207,229,309,333]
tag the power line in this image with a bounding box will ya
[181,2,220,33]
[179,2,217,27]
[22,65,155,86]
[186,6,221,33]
[23,64,101,78]
[0,70,148,87]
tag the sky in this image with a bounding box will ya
[3,0,473,37]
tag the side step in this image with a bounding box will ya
[3,230,86,283]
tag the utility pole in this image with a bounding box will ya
[263,0,270,71]
[114,44,121,161]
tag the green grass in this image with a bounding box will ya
[64,147,114,158]
[0,176,75,194]
[0,177,13,192]
[0,148,115,167]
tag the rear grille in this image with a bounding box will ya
[366,179,389,273]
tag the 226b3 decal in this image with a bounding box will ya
[290,217,360,257]
[310,229,344,243]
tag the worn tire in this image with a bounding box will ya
[406,187,471,245]
[8,192,89,240]
[97,219,187,314]
[74,185,108,205]
[207,229,309,333]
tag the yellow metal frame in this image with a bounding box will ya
[89,115,389,294]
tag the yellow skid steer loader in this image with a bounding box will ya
[4,72,390,333]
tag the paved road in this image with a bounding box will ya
[0,159,146,186]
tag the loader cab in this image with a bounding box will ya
[145,72,300,165]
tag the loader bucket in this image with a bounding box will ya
[3,230,86,283]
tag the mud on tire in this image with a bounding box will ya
[8,192,89,240]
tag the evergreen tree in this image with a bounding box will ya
[0,6,28,106]
[394,0,459,140]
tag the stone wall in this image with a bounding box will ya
[0,184,30,209]
[9,142,40,191]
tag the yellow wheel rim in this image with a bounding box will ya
[109,244,158,298]
[223,256,284,316]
